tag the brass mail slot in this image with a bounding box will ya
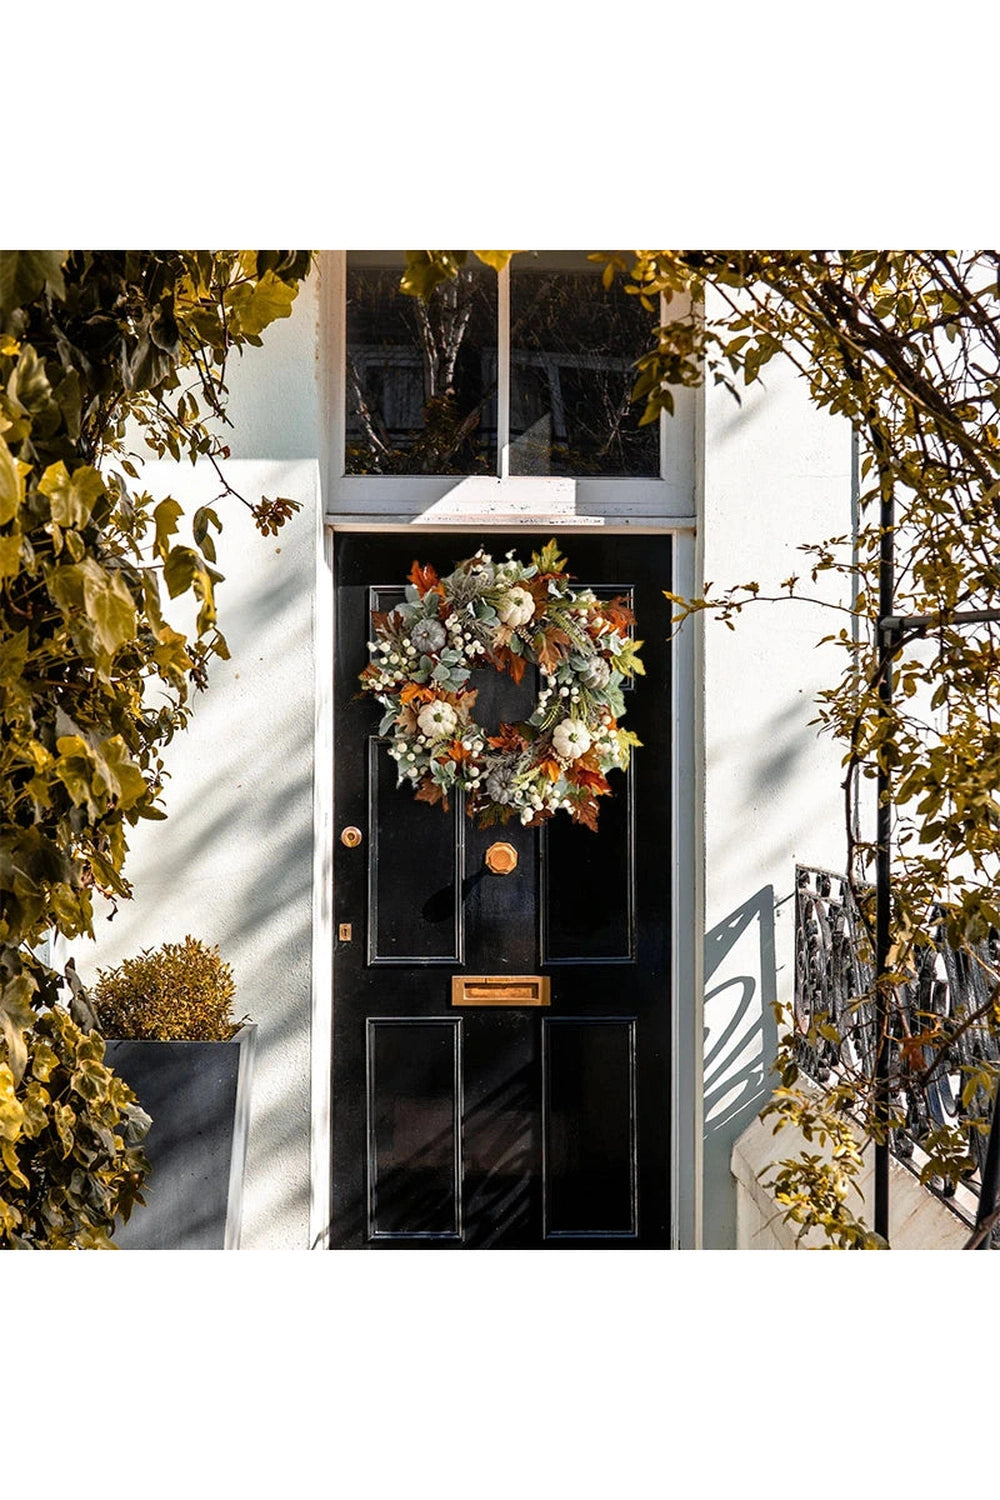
[451,975,551,1008]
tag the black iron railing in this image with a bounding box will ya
[794,865,1000,1241]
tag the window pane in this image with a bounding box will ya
[346,251,497,474]
[509,252,659,477]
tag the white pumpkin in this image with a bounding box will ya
[496,587,535,628]
[552,719,592,760]
[417,700,458,739]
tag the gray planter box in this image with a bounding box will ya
[105,1024,256,1250]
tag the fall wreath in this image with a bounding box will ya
[358,540,644,830]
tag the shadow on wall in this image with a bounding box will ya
[79,478,318,1250]
[702,887,779,1248]
[97,707,316,1251]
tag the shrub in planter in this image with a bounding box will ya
[93,936,241,1041]
[0,999,152,1250]
[93,937,255,1251]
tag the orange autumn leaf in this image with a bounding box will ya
[573,797,600,832]
[571,765,611,795]
[408,559,442,598]
[400,681,436,704]
[415,779,448,810]
[521,577,553,608]
[899,1029,941,1071]
[539,758,563,782]
[534,625,571,675]
[493,643,527,684]
[603,595,636,630]
[488,722,527,753]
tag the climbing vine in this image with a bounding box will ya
[0,250,311,1244]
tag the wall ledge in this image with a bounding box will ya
[732,1096,973,1250]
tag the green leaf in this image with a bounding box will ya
[99,736,148,811]
[47,558,137,664]
[0,251,67,313]
[0,976,36,1088]
[53,736,100,815]
[612,637,646,677]
[162,544,200,599]
[70,1058,110,1103]
[7,344,58,424]
[1,1141,29,1191]
[400,252,467,299]
[225,270,298,337]
[0,435,24,525]
[473,252,515,273]
[30,1041,59,1084]
[119,1102,153,1146]
[153,497,184,560]
[192,505,221,563]
[163,545,218,633]
[0,1065,25,1142]
[125,335,172,393]
[84,563,137,656]
[531,538,567,576]
[52,1100,75,1158]
[38,461,105,529]
[0,532,22,578]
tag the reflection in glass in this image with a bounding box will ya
[346,251,497,474]
[509,252,659,477]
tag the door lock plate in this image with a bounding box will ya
[451,975,551,1007]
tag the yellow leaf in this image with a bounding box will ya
[0,434,23,525]
[473,252,516,273]
[0,532,21,578]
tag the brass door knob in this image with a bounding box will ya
[340,826,363,848]
[485,841,518,875]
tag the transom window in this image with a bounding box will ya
[345,251,662,480]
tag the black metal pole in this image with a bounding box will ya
[972,1088,1000,1249]
[874,487,894,1243]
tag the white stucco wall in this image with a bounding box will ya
[74,458,321,1250]
[221,265,321,461]
[700,289,854,1247]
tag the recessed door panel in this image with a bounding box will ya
[367,1018,462,1239]
[541,768,635,964]
[368,738,465,964]
[542,1017,638,1238]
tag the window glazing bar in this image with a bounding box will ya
[498,261,510,478]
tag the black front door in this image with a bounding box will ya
[331,531,672,1248]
